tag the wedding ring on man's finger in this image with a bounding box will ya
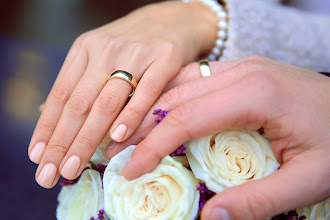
[199,60,212,78]
[107,70,138,97]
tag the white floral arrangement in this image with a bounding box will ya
[56,109,329,220]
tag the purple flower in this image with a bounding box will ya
[170,145,187,156]
[197,182,216,209]
[271,211,306,220]
[91,209,109,220]
[96,164,107,181]
[60,167,90,186]
[153,109,170,124]
[60,163,107,187]
[153,109,187,157]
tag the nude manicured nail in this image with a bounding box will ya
[29,142,46,163]
[61,155,81,180]
[106,141,116,150]
[111,124,127,142]
[37,163,57,188]
[211,207,231,220]
[122,159,130,174]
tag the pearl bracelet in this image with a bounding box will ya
[182,0,228,61]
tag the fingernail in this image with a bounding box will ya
[122,159,131,177]
[29,142,46,163]
[61,155,81,179]
[111,124,127,142]
[211,207,231,220]
[38,103,45,112]
[106,141,117,150]
[37,163,57,188]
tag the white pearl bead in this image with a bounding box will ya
[208,54,216,61]
[184,0,227,60]
[218,20,228,29]
[218,10,227,19]
[212,47,221,56]
[216,39,224,48]
[212,5,222,12]
[217,30,227,39]
[209,1,217,8]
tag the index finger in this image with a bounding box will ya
[106,56,277,159]
[28,41,88,163]
[122,73,275,180]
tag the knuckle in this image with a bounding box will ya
[140,137,162,161]
[47,144,68,159]
[168,104,190,126]
[245,190,277,219]
[181,62,199,76]
[96,93,120,114]
[130,42,145,54]
[75,31,97,48]
[140,78,161,96]
[161,41,178,57]
[244,55,268,62]
[37,119,56,135]
[68,94,91,117]
[127,107,144,120]
[159,86,183,108]
[243,72,277,95]
[75,136,95,153]
[234,59,268,74]
[166,105,193,139]
[127,41,146,62]
[103,36,123,54]
[50,86,70,105]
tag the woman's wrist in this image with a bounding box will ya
[183,0,227,60]
[133,1,218,61]
[185,1,219,57]
[130,0,221,60]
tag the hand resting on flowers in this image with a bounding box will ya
[109,56,330,220]
[27,1,218,188]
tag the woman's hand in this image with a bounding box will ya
[28,1,218,188]
[116,56,330,219]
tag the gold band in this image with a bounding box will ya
[107,70,137,97]
[199,60,212,78]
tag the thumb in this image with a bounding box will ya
[201,154,328,220]
[122,73,270,180]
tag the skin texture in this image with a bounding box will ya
[111,56,330,220]
[27,1,218,188]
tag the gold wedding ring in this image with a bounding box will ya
[107,70,137,97]
[199,60,212,78]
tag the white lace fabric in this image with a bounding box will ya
[220,0,330,72]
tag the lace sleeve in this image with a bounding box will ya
[220,0,330,72]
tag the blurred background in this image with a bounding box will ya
[0,0,329,219]
[0,0,161,219]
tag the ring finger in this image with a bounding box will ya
[105,59,266,158]
[35,47,156,187]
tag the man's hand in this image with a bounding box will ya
[113,56,330,219]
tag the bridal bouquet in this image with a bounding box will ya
[56,109,329,220]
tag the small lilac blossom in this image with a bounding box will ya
[90,209,109,220]
[197,182,216,209]
[170,145,186,156]
[271,211,306,220]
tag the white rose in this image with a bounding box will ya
[172,155,190,169]
[56,169,104,220]
[103,145,200,220]
[90,134,111,165]
[186,129,280,193]
[297,199,329,220]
